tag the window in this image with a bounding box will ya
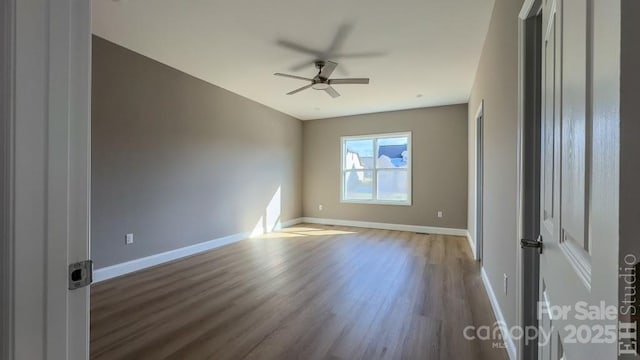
[341,132,411,205]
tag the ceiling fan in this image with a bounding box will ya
[277,23,385,74]
[274,61,369,98]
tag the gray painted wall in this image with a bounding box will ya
[91,37,303,268]
[467,0,523,332]
[302,105,468,229]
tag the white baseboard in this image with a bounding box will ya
[466,230,477,259]
[93,217,463,283]
[280,217,303,228]
[93,231,250,283]
[480,268,517,360]
[94,217,309,283]
[300,217,467,237]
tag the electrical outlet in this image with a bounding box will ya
[503,274,508,295]
[437,210,443,218]
[125,233,134,245]
[318,204,323,211]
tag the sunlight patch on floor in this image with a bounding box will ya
[253,226,356,239]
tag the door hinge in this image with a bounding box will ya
[520,235,543,254]
[68,260,93,290]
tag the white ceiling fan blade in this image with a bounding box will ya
[276,39,323,57]
[290,60,315,72]
[287,83,313,95]
[319,61,338,79]
[326,23,353,55]
[274,73,313,82]
[332,51,386,59]
[329,78,370,85]
[324,86,340,98]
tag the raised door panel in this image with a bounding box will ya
[559,0,592,288]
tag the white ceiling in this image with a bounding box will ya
[93,0,495,120]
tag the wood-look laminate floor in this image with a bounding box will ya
[91,224,509,360]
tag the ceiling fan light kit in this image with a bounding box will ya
[274,60,370,98]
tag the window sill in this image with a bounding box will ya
[340,199,412,206]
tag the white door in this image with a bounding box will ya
[537,0,620,359]
[8,0,92,358]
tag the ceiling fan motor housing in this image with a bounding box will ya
[312,82,330,90]
[274,60,369,98]
[312,61,330,89]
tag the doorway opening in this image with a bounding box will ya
[520,9,543,360]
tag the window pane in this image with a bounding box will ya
[376,170,409,202]
[376,137,409,169]
[344,139,374,170]
[344,170,373,200]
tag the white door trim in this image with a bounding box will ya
[515,8,526,360]
[519,0,540,19]
[3,0,92,359]
[474,100,484,262]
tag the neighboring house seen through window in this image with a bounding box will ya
[341,132,411,205]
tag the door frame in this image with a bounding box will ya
[1,0,92,358]
[516,1,543,359]
[474,100,484,262]
[0,0,15,358]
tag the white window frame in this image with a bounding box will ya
[340,131,412,206]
